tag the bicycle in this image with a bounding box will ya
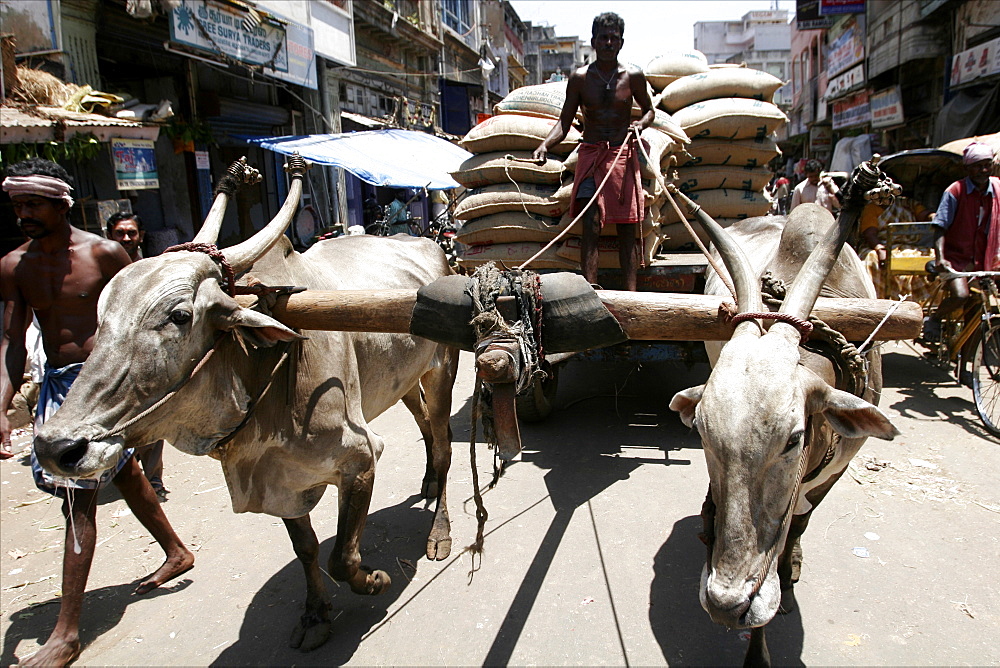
[919,269,1000,436]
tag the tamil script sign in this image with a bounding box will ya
[111,138,159,190]
[170,0,288,72]
[825,63,865,100]
[832,90,870,130]
[948,35,1000,88]
[870,87,904,128]
[820,0,866,14]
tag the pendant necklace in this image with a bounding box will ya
[592,65,620,90]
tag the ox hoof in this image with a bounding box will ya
[426,536,452,561]
[421,478,439,499]
[778,586,797,615]
[369,569,391,595]
[289,614,332,652]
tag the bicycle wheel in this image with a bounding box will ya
[972,323,1000,436]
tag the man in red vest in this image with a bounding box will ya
[924,142,999,342]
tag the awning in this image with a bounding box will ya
[1,105,160,143]
[340,111,386,129]
[249,129,473,189]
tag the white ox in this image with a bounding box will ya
[33,161,458,651]
[670,203,899,666]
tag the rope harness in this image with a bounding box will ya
[464,262,545,555]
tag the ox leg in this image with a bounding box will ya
[744,626,771,668]
[401,387,438,499]
[777,514,809,615]
[329,467,391,596]
[282,515,332,652]
[418,347,458,560]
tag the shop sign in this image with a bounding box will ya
[263,12,316,90]
[111,138,159,190]
[795,0,833,30]
[819,0,866,14]
[810,125,833,151]
[948,36,1000,88]
[870,86,904,128]
[824,63,865,100]
[832,90,870,130]
[827,20,865,77]
[170,0,288,72]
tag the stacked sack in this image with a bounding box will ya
[646,52,786,250]
[452,81,691,271]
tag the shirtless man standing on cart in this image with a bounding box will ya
[533,12,654,291]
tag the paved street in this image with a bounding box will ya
[1,344,998,666]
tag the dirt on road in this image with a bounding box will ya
[1,344,998,666]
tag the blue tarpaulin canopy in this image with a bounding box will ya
[248,129,472,190]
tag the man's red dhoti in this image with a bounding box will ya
[570,139,644,226]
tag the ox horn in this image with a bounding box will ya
[222,155,308,274]
[667,185,762,317]
[778,158,883,321]
[192,157,263,244]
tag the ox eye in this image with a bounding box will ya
[169,309,192,325]
[783,431,804,454]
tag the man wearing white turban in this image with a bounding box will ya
[923,142,999,344]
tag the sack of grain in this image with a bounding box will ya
[676,165,772,193]
[555,230,661,268]
[461,114,580,154]
[683,137,780,167]
[458,241,578,270]
[454,183,568,220]
[660,68,784,113]
[663,188,771,222]
[645,51,710,91]
[455,212,563,245]
[649,109,690,144]
[450,151,564,188]
[493,82,568,120]
[673,98,788,140]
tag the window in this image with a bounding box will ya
[442,0,472,34]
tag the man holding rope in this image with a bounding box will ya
[533,12,654,291]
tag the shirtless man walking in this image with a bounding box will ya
[534,12,654,291]
[1,158,193,666]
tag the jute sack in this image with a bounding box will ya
[660,68,784,113]
[461,115,580,154]
[458,241,578,270]
[560,207,657,237]
[659,217,741,251]
[455,212,562,245]
[662,188,771,222]
[683,137,780,167]
[645,51,710,92]
[673,98,788,140]
[648,109,690,144]
[454,183,567,220]
[555,230,662,268]
[493,82,567,120]
[676,165,772,193]
[451,151,564,188]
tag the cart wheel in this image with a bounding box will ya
[516,365,559,423]
[972,324,1000,437]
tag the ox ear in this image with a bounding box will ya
[803,374,899,440]
[670,385,704,429]
[226,307,306,348]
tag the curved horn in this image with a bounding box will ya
[668,185,762,316]
[193,157,263,244]
[778,157,885,320]
[222,155,308,274]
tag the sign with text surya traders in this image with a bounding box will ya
[170,0,288,72]
[111,138,159,190]
[832,90,870,130]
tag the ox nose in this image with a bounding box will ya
[35,437,90,476]
[704,577,752,627]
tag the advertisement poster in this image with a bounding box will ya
[111,138,159,190]
[832,90,870,130]
[870,87,904,128]
[949,36,1000,88]
[810,125,833,152]
[827,20,865,77]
